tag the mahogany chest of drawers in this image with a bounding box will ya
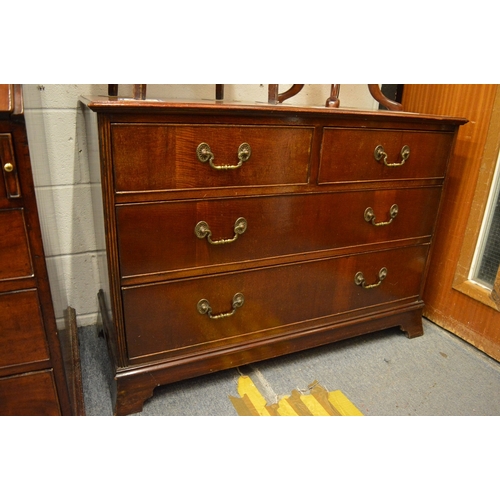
[82,96,466,415]
[0,85,71,415]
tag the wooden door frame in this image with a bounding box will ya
[452,86,500,311]
[402,84,500,361]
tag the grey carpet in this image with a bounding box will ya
[78,318,500,416]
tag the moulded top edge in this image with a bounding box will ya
[79,95,469,126]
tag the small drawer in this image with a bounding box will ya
[1,133,22,203]
[0,209,33,281]
[0,370,61,416]
[123,244,428,360]
[0,289,50,369]
[318,128,455,184]
[116,187,442,279]
[111,124,313,192]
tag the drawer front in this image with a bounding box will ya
[0,209,33,281]
[0,289,50,368]
[0,370,61,416]
[1,133,22,205]
[319,128,455,184]
[123,245,429,360]
[111,124,313,192]
[117,188,441,278]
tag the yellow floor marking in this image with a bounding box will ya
[228,394,259,416]
[299,394,332,416]
[236,374,272,416]
[275,398,300,416]
[310,384,341,415]
[286,390,314,416]
[328,390,364,416]
[231,376,363,416]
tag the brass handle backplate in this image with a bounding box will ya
[374,145,410,168]
[195,217,247,245]
[197,293,245,320]
[355,267,388,289]
[3,162,14,173]
[364,204,399,226]
[196,142,251,170]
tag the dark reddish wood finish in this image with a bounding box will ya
[368,84,403,111]
[318,128,455,184]
[0,370,62,416]
[268,84,305,104]
[326,85,341,108]
[133,85,147,100]
[111,124,313,191]
[105,85,402,111]
[123,244,429,362]
[0,85,13,112]
[0,290,50,371]
[82,95,466,415]
[116,187,442,280]
[59,307,86,415]
[0,209,33,280]
[1,133,22,198]
[215,85,224,100]
[0,85,71,416]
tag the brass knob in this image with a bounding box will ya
[3,162,14,173]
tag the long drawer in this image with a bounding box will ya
[319,128,455,184]
[122,244,429,360]
[116,188,442,279]
[111,124,313,192]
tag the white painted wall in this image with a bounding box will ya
[22,84,379,329]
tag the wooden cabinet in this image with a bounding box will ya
[82,96,466,415]
[0,85,71,416]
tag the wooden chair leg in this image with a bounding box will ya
[133,84,147,100]
[108,84,118,96]
[216,84,224,100]
[268,84,279,104]
[268,84,305,104]
[368,84,403,111]
[326,85,341,108]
